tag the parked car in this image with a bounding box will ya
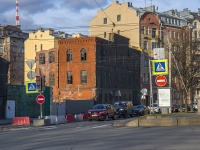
[172,104,180,113]
[133,105,149,116]
[182,104,191,112]
[88,104,117,121]
[148,103,161,114]
[113,101,134,118]
[193,102,198,112]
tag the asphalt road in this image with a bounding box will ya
[0,117,200,150]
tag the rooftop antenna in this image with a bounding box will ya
[16,0,20,27]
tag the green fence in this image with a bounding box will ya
[6,85,51,118]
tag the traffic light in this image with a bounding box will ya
[36,75,45,91]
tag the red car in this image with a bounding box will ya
[88,104,117,121]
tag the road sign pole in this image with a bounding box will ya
[149,58,154,115]
[40,104,43,119]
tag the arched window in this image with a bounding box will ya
[81,48,86,61]
[66,50,72,62]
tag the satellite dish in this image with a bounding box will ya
[27,71,36,80]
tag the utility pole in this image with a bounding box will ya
[149,57,154,114]
[167,31,172,113]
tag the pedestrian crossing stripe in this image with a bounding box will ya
[152,59,168,75]
[25,81,39,94]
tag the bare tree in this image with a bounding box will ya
[170,30,200,112]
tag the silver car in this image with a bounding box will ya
[148,103,161,114]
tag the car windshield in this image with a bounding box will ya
[92,104,107,109]
[134,105,143,109]
[114,102,126,107]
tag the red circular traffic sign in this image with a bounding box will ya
[155,75,167,87]
[36,94,45,104]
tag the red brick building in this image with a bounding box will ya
[35,48,59,101]
[58,34,141,105]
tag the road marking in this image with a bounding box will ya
[91,124,110,129]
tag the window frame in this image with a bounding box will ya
[117,14,121,21]
[39,53,45,64]
[66,49,72,62]
[67,71,73,84]
[81,48,87,61]
[49,74,55,86]
[81,70,87,84]
[103,18,107,24]
[49,51,55,63]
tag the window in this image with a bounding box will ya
[81,70,87,84]
[66,50,72,62]
[144,57,148,67]
[39,53,45,64]
[152,42,157,50]
[176,32,179,39]
[0,38,3,43]
[104,32,106,38]
[146,27,149,35]
[49,51,55,63]
[146,73,149,82]
[67,71,73,84]
[166,18,169,23]
[117,30,120,35]
[143,73,146,82]
[81,48,87,61]
[141,26,145,34]
[103,18,107,24]
[49,74,55,86]
[35,45,37,51]
[0,46,3,53]
[171,31,174,39]
[40,44,43,50]
[0,30,2,35]
[143,41,148,50]
[117,14,121,21]
[152,28,156,38]
[194,22,197,28]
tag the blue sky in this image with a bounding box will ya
[0,0,200,34]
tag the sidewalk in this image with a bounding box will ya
[0,119,12,125]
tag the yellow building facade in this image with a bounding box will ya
[89,1,140,49]
[24,28,68,83]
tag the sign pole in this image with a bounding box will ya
[40,104,43,119]
[149,58,154,115]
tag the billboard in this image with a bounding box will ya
[158,88,171,107]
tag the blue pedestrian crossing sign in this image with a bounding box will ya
[26,81,39,94]
[152,59,168,75]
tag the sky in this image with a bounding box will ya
[0,0,200,35]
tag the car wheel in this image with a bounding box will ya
[124,113,127,118]
[130,112,134,117]
[105,114,109,121]
[112,114,117,120]
[88,119,92,121]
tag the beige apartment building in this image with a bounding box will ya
[24,28,70,83]
[90,1,140,49]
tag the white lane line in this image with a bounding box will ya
[91,124,110,129]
